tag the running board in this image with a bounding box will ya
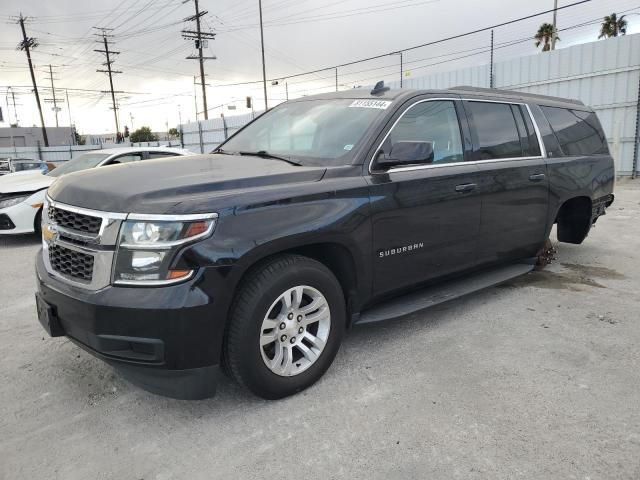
[357,262,535,325]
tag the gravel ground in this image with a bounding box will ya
[1,182,639,480]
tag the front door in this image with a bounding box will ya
[367,98,482,296]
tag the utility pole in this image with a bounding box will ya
[11,90,19,125]
[193,76,199,121]
[65,89,75,145]
[178,104,184,148]
[5,87,20,126]
[551,0,558,50]
[94,29,122,141]
[399,52,403,88]
[17,14,48,146]
[490,30,495,88]
[45,64,61,127]
[258,0,268,110]
[183,0,216,120]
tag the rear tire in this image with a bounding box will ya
[224,254,346,399]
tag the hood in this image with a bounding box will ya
[0,170,53,194]
[47,154,327,214]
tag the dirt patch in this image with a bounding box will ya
[504,262,625,291]
[560,263,626,280]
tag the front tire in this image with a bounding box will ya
[224,254,346,399]
[34,208,42,236]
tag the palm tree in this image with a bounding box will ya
[535,23,559,51]
[599,13,627,38]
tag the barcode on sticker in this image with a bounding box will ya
[349,99,392,109]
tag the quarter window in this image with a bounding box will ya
[541,106,608,156]
[384,100,464,164]
[467,101,523,159]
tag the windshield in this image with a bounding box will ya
[14,162,41,172]
[47,153,110,177]
[219,98,390,166]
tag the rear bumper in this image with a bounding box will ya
[592,193,614,223]
[35,252,229,399]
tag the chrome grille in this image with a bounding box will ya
[43,198,127,291]
[49,244,94,282]
[48,206,102,234]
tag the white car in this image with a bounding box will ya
[0,147,192,235]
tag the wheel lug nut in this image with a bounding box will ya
[287,313,294,320]
[298,327,303,334]
[279,322,286,330]
[297,315,302,322]
[280,335,287,342]
[290,337,296,344]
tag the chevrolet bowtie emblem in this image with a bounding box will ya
[42,225,58,243]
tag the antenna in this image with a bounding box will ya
[371,81,390,96]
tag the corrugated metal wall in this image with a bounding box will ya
[0,144,104,162]
[387,34,640,175]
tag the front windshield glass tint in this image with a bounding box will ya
[47,153,110,177]
[220,99,390,166]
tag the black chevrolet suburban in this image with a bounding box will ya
[35,85,615,400]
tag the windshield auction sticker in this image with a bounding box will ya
[349,99,392,109]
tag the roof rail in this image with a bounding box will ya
[450,85,585,106]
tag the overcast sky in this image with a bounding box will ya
[1,0,639,135]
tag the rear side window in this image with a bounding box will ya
[541,106,608,156]
[108,153,144,165]
[147,152,179,159]
[515,105,542,157]
[530,105,562,157]
[466,101,523,159]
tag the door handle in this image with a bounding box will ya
[529,173,546,182]
[455,183,477,193]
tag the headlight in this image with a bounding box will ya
[114,214,217,285]
[0,195,29,209]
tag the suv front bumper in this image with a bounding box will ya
[35,251,226,400]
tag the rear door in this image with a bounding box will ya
[367,97,483,296]
[463,99,549,264]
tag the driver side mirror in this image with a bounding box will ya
[376,141,434,169]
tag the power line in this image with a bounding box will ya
[217,0,443,31]
[204,0,592,91]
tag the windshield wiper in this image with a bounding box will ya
[237,150,302,167]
